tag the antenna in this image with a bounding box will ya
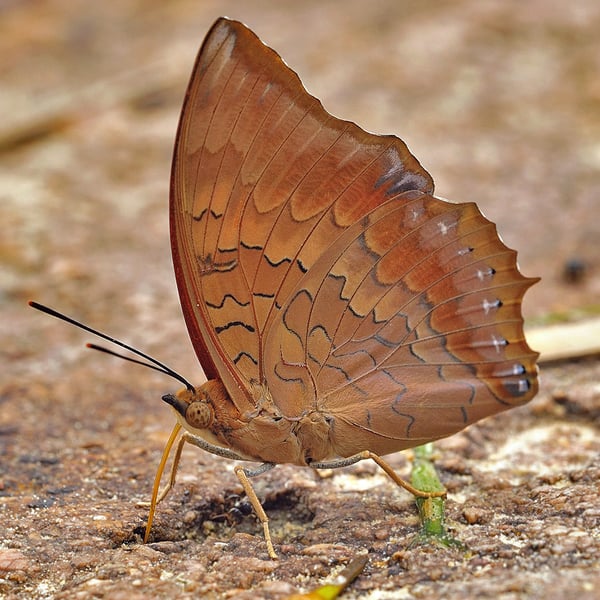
[28,301,195,392]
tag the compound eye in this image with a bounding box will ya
[185,401,213,429]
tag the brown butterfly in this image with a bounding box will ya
[31,16,539,559]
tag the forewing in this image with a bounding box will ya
[170,18,433,411]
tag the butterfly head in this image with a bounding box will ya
[162,385,215,431]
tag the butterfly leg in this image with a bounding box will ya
[142,426,227,541]
[141,423,183,542]
[233,463,278,559]
[312,450,447,499]
[144,428,257,518]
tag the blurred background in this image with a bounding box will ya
[3,1,599,362]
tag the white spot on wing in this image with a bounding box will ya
[512,363,526,375]
[476,267,495,281]
[491,334,507,354]
[409,204,425,223]
[482,298,500,315]
[438,220,457,236]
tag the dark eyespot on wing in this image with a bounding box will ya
[503,376,534,398]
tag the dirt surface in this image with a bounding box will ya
[1,1,599,598]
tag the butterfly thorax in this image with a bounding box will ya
[164,380,337,466]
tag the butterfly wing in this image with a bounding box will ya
[263,189,539,457]
[170,18,434,413]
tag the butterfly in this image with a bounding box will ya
[31,16,539,559]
